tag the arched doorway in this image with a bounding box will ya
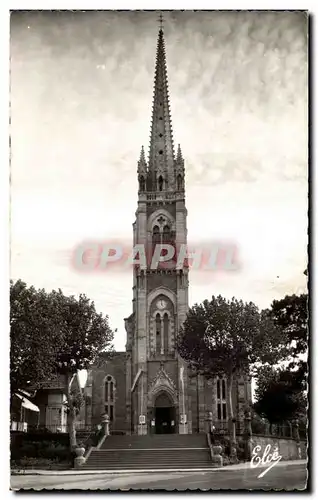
[154,392,176,434]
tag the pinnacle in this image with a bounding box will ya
[138,145,147,166]
[176,144,184,163]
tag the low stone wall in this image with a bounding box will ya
[252,435,307,461]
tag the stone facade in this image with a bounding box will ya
[85,27,252,435]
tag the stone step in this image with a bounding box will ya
[102,433,207,449]
[83,433,215,471]
[88,450,210,458]
[83,445,213,470]
[83,464,213,469]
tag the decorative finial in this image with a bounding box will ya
[176,144,184,163]
[139,145,146,162]
[158,13,164,32]
[138,145,147,167]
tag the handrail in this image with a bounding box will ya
[206,432,213,461]
[96,433,107,450]
[83,426,108,462]
[83,430,108,463]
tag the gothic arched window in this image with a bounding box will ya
[104,375,115,422]
[139,175,145,192]
[158,175,164,192]
[163,313,169,354]
[216,377,227,421]
[156,313,161,354]
[177,174,183,191]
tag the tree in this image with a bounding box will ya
[253,365,307,427]
[177,295,288,457]
[268,294,308,388]
[10,280,63,395]
[52,290,114,448]
[269,294,307,359]
[10,280,114,448]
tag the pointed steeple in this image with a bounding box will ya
[137,145,147,193]
[148,26,175,188]
[176,144,184,165]
[138,145,147,170]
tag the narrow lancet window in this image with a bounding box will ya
[156,314,161,354]
[139,176,145,192]
[162,225,170,243]
[163,313,169,354]
[153,225,161,245]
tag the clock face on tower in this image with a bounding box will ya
[157,299,167,310]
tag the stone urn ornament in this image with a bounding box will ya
[212,445,223,467]
[74,443,85,458]
[74,443,86,468]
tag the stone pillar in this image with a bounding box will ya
[101,414,110,436]
[176,197,189,434]
[178,359,189,434]
[125,354,132,434]
[137,371,148,435]
[138,415,147,435]
[293,419,301,459]
[179,412,188,434]
[206,411,214,436]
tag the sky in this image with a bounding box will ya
[10,10,308,352]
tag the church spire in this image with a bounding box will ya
[148,22,175,187]
[176,144,184,164]
[138,145,147,169]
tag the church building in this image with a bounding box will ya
[85,26,252,435]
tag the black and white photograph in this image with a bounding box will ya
[9,9,308,491]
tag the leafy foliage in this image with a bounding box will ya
[10,280,114,391]
[177,295,288,455]
[10,280,63,394]
[177,295,287,379]
[267,293,308,388]
[53,291,114,375]
[10,279,115,447]
[251,294,308,425]
[253,365,307,424]
[269,294,308,359]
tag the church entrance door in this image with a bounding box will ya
[154,392,175,434]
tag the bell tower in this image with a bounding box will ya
[126,22,191,435]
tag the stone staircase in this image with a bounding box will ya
[82,433,215,471]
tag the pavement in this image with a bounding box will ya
[11,459,308,491]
